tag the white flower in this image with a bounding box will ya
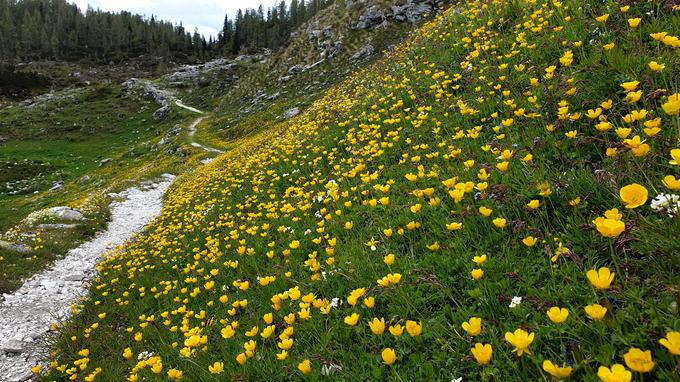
[650,193,680,215]
[509,296,522,308]
[321,363,342,376]
[452,378,463,382]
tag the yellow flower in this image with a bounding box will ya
[587,267,615,290]
[620,5,630,12]
[659,331,680,355]
[289,240,300,249]
[648,61,665,72]
[546,307,569,324]
[383,254,395,265]
[208,362,224,374]
[344,313,360,326]
[619,183,648,209]
[492,217,506,228]
[542,360,573,378]
[627,18,641,28]
[471,268,484,280]
[276,350,288,360]
[595,14,610,22]
[593,217,625,237]
[597,364,631,382]
[298,359,312,374]
[504,328,535,356]
[565,130,578,139]
[381,348,397,365]
[405,320,422,337]
[123,347,133,359]
[31,364,41,375]
[167,368,183,380]
[471,343,493,365]
[662,94,680,116]
[585,304,608,320]
[522,236,537,247]
[469,255,486,267]
[368,317,385,335]
[462,317,482,336]
[623,348,655,373]
[527,199,540,209]
[479,206,492,217]
[389,324,404,336]
[620,81,639,92]
[671,149,680,165]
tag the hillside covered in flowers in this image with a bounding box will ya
[44,0,680,380]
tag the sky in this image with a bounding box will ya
[68,0,283,39]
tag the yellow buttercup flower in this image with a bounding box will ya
[627,18,641,28]
[471,268,484,280]
[542,360,572,378]
[593,217,625,237]
[586,267,615,290]
[546,307,569,324]
[208,362,224,374]
[659,331,680,355]
[461,317,482,336]
[648,61,665,72]
[368,317,385,335]
[595,14,609,22]
[505,328,534,356]
[662,94,680,116]
[344,313,360,326]
[585,304,607,320]
[598,364,631,382]
[381,348,397,365]
[619,183,648,209]
[623,348,655,373]
[662,176,680,191]
[671,149,680,165]
[471,343,493,365]
[405,320,422,337]
[298,359,312,374]
[523,236,537,247]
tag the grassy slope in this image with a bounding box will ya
[0,85,209,293]
[45,1,679,381]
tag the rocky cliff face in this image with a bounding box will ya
[279,0,447,74]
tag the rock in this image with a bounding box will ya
[278,75,292,83]
[351,43,375,61]
[46,206,85,221]
[0,241,33,254]
[288,65,305,75]
[49,181,63,191]
[284,108,301,119]
[355,5,386,30]
[1,340,25,354]
[64,273,86,282]
[99,158,113,167]
[153,105,171,121]
[37,223,78,230]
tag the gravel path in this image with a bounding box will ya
[0,175,175,381]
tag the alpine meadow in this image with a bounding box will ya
[1,0,679,381]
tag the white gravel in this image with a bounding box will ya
[0,175,175,381]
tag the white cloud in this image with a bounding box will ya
[67,0,283,38]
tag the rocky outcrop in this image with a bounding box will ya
[351,42,376,61]
[353,0,444,30]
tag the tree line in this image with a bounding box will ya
[0,0,334,63]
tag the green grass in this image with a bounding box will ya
[0,84,211,293]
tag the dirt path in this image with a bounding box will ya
[0,175,174,381]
